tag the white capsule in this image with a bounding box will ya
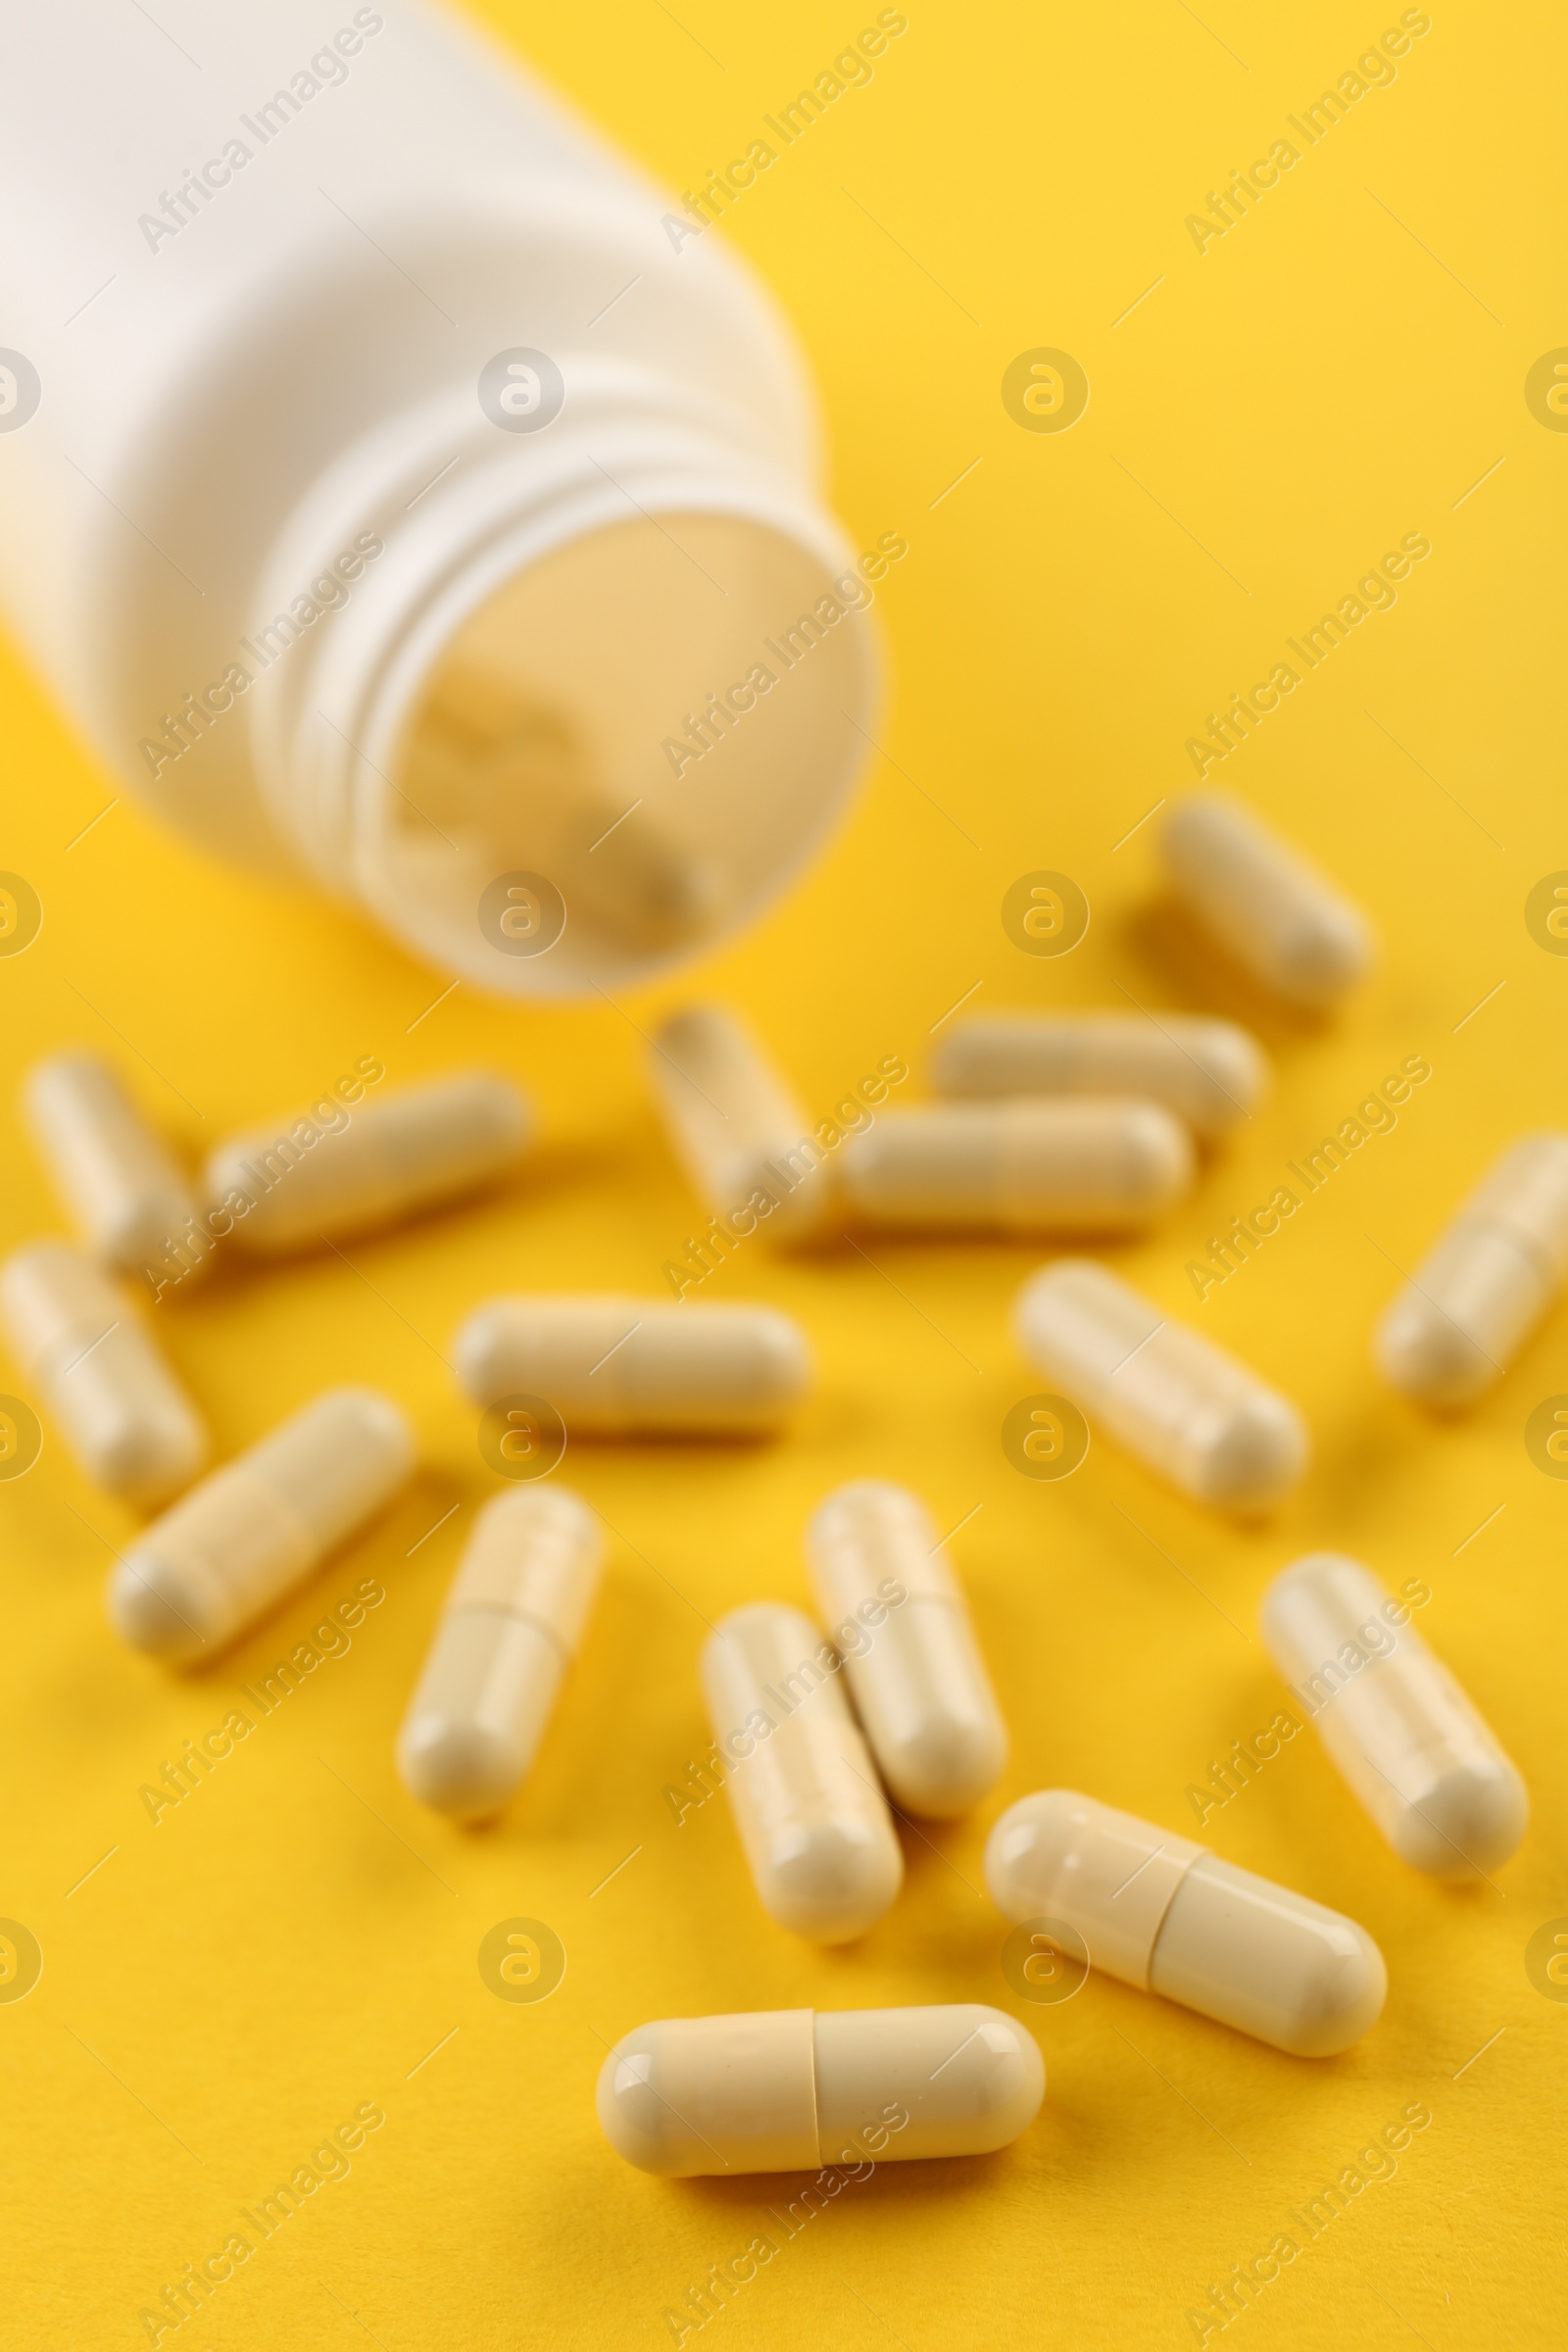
[1160,792,1373,1007]
[840,1100,1192,1233]
[397,1487,602,1819]
[701,1601,903,1941]
[1015,1258,1306,1509]
[1261,1552,1527,1879]
[453,1294,810,1435]
[23,1051,204,1280]
[805,1481,1006,1817]
[598,2003,1044,2176]
[932,1012,1268,1143]
[203,1071,529,1254]
[648,1004,835,1240]
[0,1243,207,1503]
[986,1789,1386,2057]
[107,1388,413,1662]
[1375,1134,1568,1407]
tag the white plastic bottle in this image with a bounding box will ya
[0,1,881,997]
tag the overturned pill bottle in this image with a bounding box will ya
[0,1,886,997]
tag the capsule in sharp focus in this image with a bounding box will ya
[931,1012,1268,1143]
[24,1051,204,1280]
[598,2004,1044,2175]
[107,1388,414,1662]
[1015,1258,1306,1510]
[648,1004,836,1241]
[701,1601,903,1941]
[453,1295,810,1435]
[203,1070,529,1254]
[1375,1134,1568,1406]
[805,1481,1006,1816]
[1160,792,1373,1007]
[1261,1552,1527,1878]
[839,1100,1193,1233]
[397,1486,602,1819]
[0,1243,207,1503]
[986,1789,1386,2057]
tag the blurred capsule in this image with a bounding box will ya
[398,1487,602,1819]
[1015,1258,1307,1510]
[932,1011,1267,1142]
[1160,792,1373,1007]
[1376,1134,1568,1406]
[24,1051,203,1279]
[648,1004,835,1240]
[0,1242,206,1503]
[453,1294,810,1435]
[840,1100,1192,1233]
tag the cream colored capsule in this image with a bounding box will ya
[107,1388,413,1662]
[648,1004,835,1241]
[0,1243,206,1503]
[1262,1552,1527,1878]
[840,1101,1192,1233]
[397,1487,602,1819]
[986,1790,1386,2057]
[1015,1258,1306,1510]
[453,1295,810,1435]
[24,1051,203,1280]
[701,1601,903,1941]
[204,1071,529,1254]
[1160,792,1373,1007]
[931,1012,1268,1143]
[598,2003,1044,2176]
[805,1481,1006,1816]
[1375,1134,1568,1407]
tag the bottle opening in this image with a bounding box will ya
[366,511,877,997]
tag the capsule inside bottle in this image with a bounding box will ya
[986,1788,1385,2056]
[701,1601,903,1941]
[1261,1551,1527,1878]
[597,2004,1044,2175]
[805,1480,1006,1816]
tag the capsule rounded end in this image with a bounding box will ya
[956,2009,1046,2150]
[759,1816,903,1943]
[880,1716,1008,1819]
[107,1552,207,1663]
[1193,1024,1271,1133]
[1194,1393,1308,1511]
[747,1308,814,1411]
[1375,1294,1494,1408]
[1277,904,1375,1007]
[450,1301,511,1405]
[396,1713,522,1821]
[92,1403,207,1507]
[1392,1762,1529,1880]
[1123,1102,1197,1213]
[1270,1916,1388,2058]
[596,2025,687,2174]
[984,1789,1076,1921]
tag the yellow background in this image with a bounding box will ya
[2,2,1564,2343]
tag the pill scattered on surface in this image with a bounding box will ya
[597,2004,1044,2174]
[203,1071,529,1254]
[805,1480,1006,1816]
[932,1012,1268,1143]
[839,1100,1193,1233]
[107,1387,414,1662]
[453,1295,810,1435]
[1160,792,1373,1007]
[398,1486,602,1819]
[0,1242,207,1503]
[648,1004,835,1240]
[24,1051,202,1278]
[1015,1258,1307,1509]
[1375,1133,1568,1407]
[1261,1551,1528,1878]
[701,1600,903,1941]
[986,1789,1386,2057]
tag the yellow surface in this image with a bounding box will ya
[1,3,1563,2344]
